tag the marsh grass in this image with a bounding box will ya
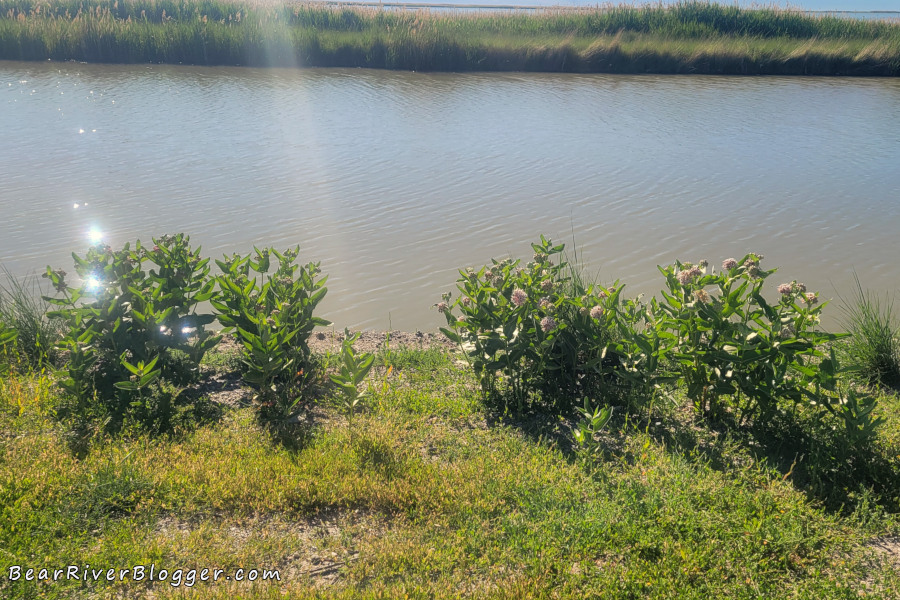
[0,266,65,368]
[0,1,898,74]
[840,275,900,390]
[2,346,899,599]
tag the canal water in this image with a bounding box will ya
[2,60,898,330]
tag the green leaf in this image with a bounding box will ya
[353,354,375,385]
[121,356,140,376]
[440,327,461,343]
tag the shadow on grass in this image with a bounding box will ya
[259,377,338,454]
[479,376,637,458]
[746,413,900,515]
[480,382,900,517]
[60,385,228,460]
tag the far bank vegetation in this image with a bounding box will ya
[0,0,899,74]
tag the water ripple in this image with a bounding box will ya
[2,62,899,329]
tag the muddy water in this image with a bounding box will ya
[2,61,898,330]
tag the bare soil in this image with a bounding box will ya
[307,329,456,356]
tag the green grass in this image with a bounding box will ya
[840,275,900,390]
[0,266,65,369]
[0,1,899,74]
[2,344,899,599]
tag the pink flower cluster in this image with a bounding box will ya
[540,316,556,333]
[778,281,810,296]
[677,265,702,285]
[511,288,528,307]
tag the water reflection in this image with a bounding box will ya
[1,61,898,330]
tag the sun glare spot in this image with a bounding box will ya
[88,227,103,244]
[78,128,85,134]
[85,277,101,292]
[73,203,79,209]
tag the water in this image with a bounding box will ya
[2,60,899,331]
[349,1,899,21]
[320,2,900,22]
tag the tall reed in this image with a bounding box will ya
[1,1,898,73]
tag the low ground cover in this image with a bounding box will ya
[0,1,898,74]
[0,343,899,598]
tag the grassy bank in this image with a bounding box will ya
[3,233,900,597]
[1,343,899,599]
[1,1,899,74]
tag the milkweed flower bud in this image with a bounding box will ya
[590,306,604,320]
[694,289,710,304]
[778,283,792,295]
[540,316,556,333]
[722,258,738,270]
[511,288,527,307]
[678,266,702,285]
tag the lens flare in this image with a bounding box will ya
[88,227,103,244]
[85,277,101,292]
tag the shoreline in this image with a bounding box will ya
[307,329,456,355]
[1,1,898,76]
